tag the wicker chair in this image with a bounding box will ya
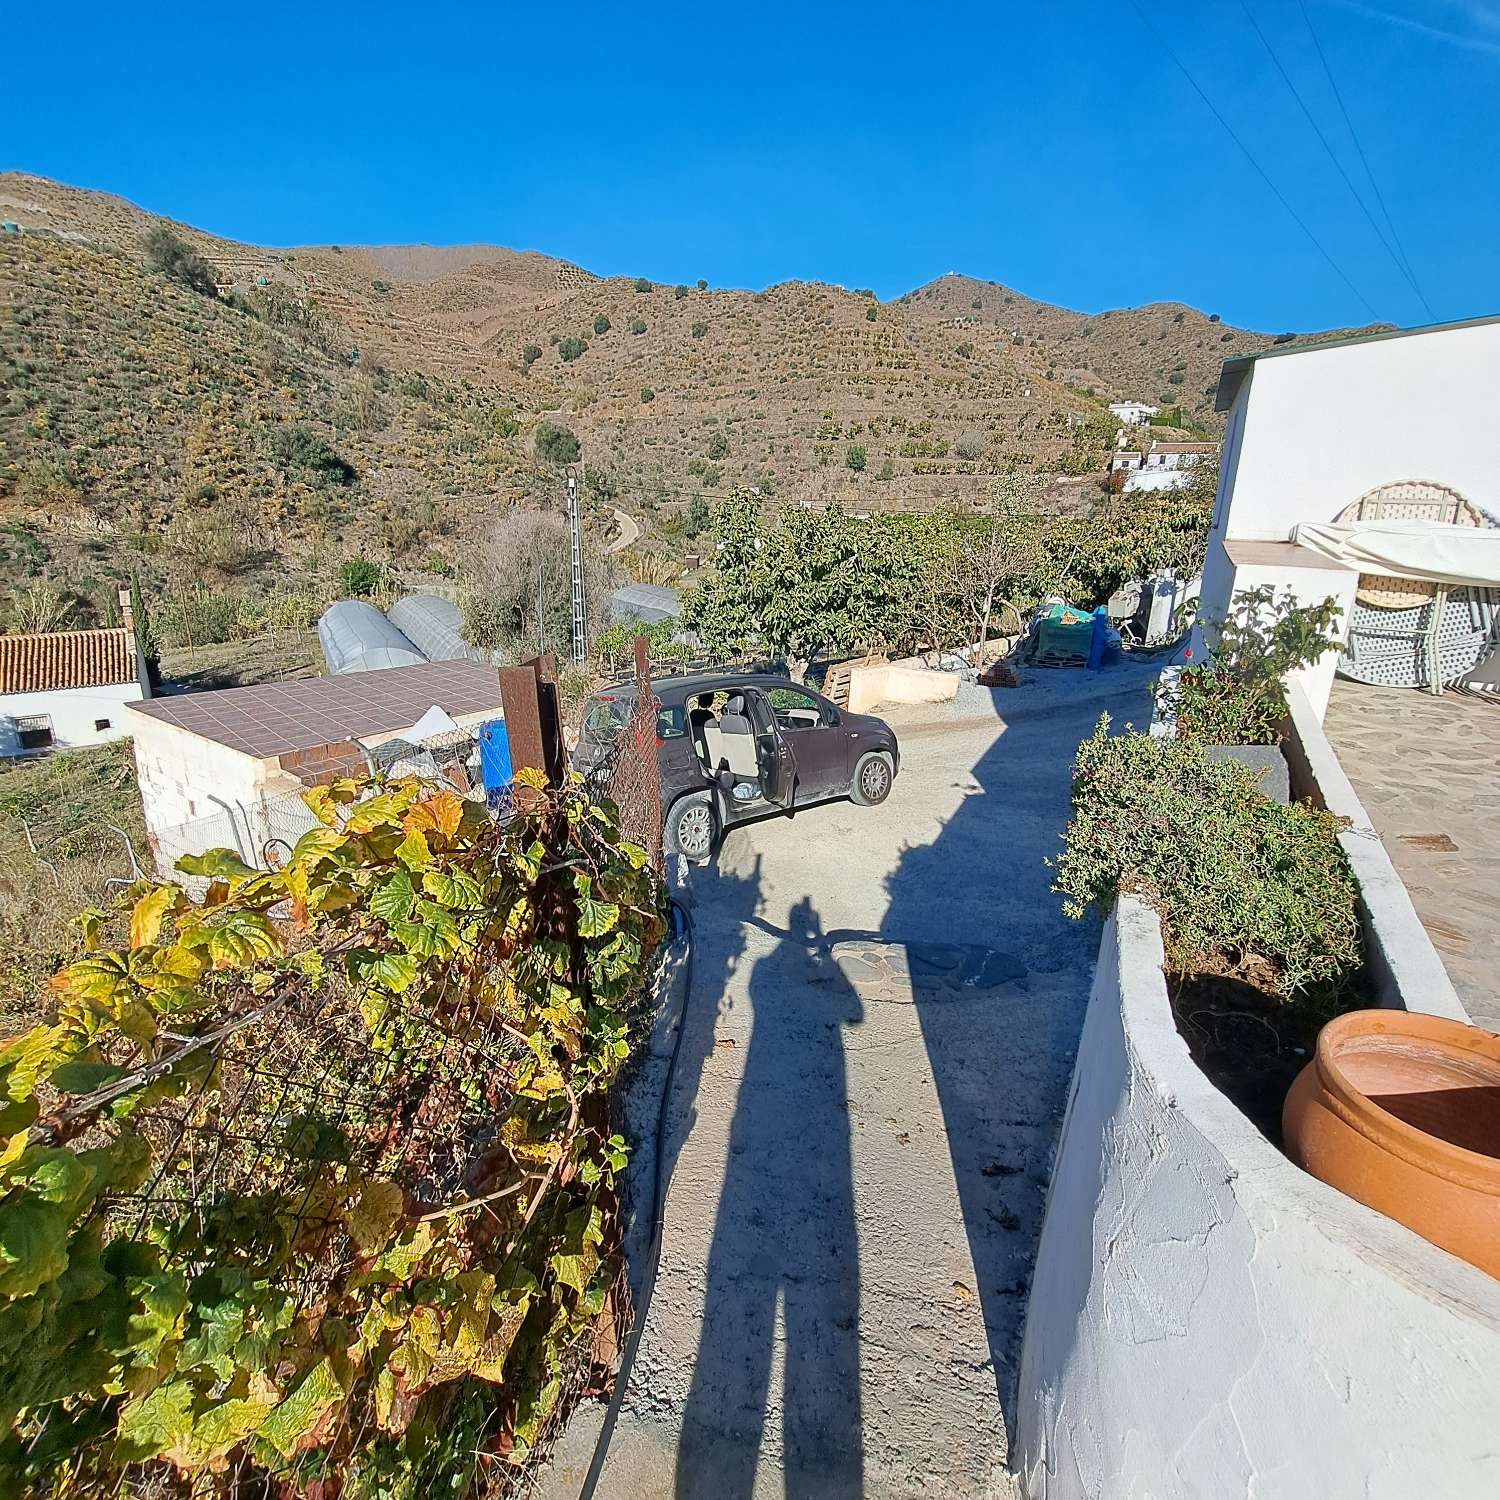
[1333,481,1500,692]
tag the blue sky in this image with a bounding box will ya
[8,1,1498,333]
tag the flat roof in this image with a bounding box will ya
[1214,311,1500,412]
[128,659,499,759]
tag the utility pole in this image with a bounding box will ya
[566,467,587,669]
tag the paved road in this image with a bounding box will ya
[554,666,1156,1500]
[607,507,642,554]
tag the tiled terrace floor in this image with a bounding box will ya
[1324,679,1500,1034]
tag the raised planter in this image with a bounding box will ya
[1015,897,1500,1499]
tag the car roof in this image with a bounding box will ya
[589,670,807,705]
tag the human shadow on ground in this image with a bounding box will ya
[672,893,867,1499]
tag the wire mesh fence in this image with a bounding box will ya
[585,643,663,871]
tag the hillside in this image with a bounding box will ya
[0,171,1370,626]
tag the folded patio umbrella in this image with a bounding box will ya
[1291,520,1500,588]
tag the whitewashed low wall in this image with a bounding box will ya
[1016,897,1500,1499]
[846,660,959,713]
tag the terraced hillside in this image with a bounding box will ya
[0,171,1371,620]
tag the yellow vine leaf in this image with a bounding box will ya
[404,791,463,842]
[129,886,178,950]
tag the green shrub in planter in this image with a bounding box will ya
[1167,585,1344,745]
[1054,715,1360,997]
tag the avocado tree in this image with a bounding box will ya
[684,495,924,680]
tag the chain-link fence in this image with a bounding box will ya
[585,644,664,870]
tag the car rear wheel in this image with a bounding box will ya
[851,751,894,807]
[665,792,719,862]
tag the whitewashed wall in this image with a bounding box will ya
[1217,320,1500,542]
[0,683,143,755]
[1015,898,1500,1499]
[127,713,268,876]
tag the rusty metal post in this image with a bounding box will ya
[497,655,568,801]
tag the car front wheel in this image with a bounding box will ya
[851,751,894,807]
[665,792,719,863]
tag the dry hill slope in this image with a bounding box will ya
[0,171,1373,623]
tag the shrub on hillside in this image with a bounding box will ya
[674,284,689,299]
[558,336,588,362]
[1054,715,1360,997]
[142,226,217,296]
[954,429,985,460]
[706,431,729,460]
[845,444,866,472]
[640,387,655,403]
[630,318,647,336]
[594,313,611,335]
[522,343,543,368]
[690,321,706,339]
[157,584,238,647]
[269,425,357,485]
[634,277,652,293]
[534,421,581,465]
[339,558,384,597]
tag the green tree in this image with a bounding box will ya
[685,494,710,536]
[534,420,581,465]
[634,277,652,293]
[142,226,216,296]
[845,444,866,472]
[706,431,729,460]
[674,284,689,299]
[696,278,708,291]
[558,336,588,362]
[865,305,877,321]
[522,343,543,368]
[128,570,158,665]
[683,496,924,679]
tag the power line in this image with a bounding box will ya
[1127,0,1382,322]
[1237,0,1434,321]
[1295,0,1433,319]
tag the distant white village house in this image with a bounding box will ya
[1108,399,1158,426]
[0,597,150,756]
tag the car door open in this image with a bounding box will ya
[745,689,797,807]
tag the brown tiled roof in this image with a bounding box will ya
[126,660,500,759]
[0,629,135,693]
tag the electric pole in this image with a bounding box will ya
[566,467,587,669]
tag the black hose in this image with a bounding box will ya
[575,895,693,1500]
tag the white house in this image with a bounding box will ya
[1108,400,1158,426]
[1199,314,1500,714]
[125,659,501,877]
[0,627,146,756]
[1143,439,1215,470]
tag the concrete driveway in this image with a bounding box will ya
[567,665,1156,1500]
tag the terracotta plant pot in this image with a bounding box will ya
[1283,1009,1500,1279]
